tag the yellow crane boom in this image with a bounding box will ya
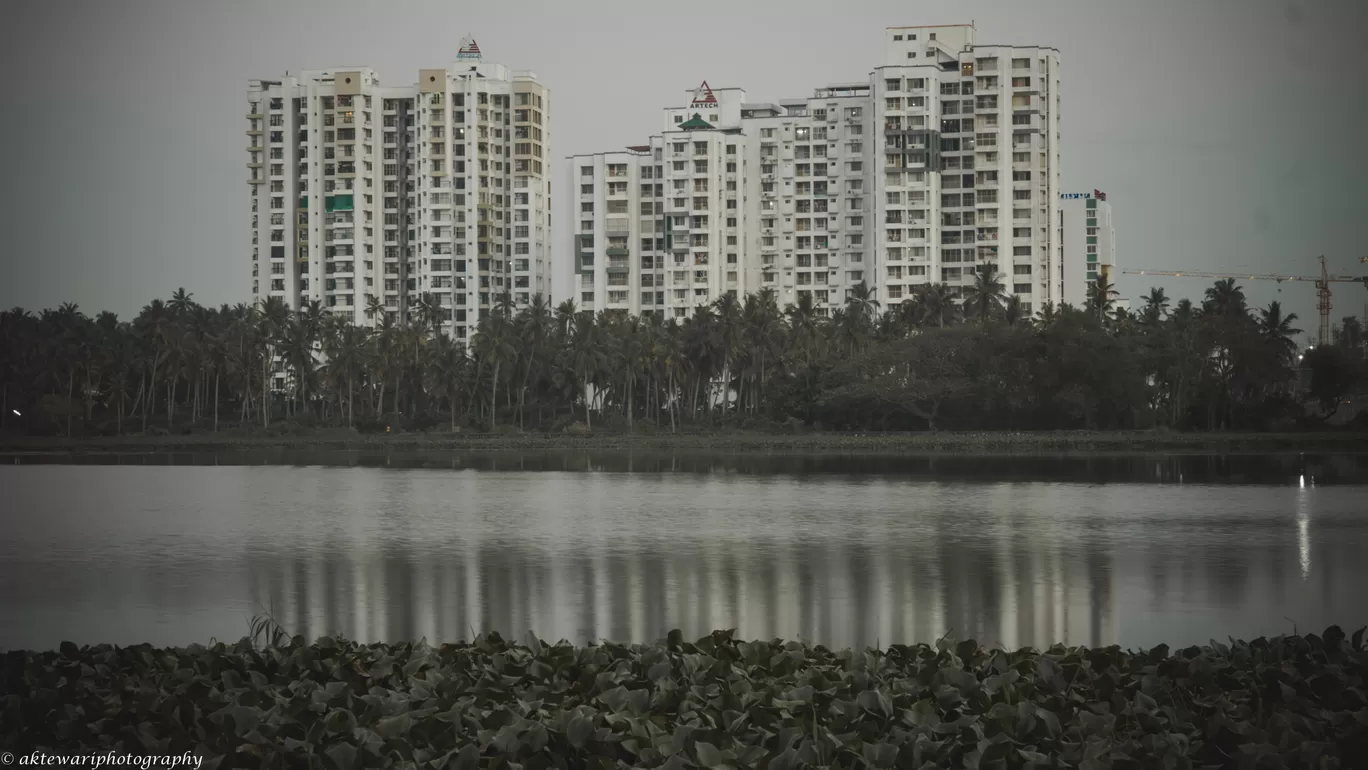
[1122,256,1368,346]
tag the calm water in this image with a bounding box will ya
[1,451,1365,652]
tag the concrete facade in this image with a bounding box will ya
[248,42,551,340]
[566,24,1061,318]
[1059,190,1116,308]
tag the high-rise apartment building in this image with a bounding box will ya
[1059,190,1116,308]
[567,23,1060,318]
[878,25,1061,311]
[248,40,551,340]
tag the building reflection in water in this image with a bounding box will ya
[248,501,1119,651]
[5,452,1365,652]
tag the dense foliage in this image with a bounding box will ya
[2,274,1363,437]
[4,627,1367,768]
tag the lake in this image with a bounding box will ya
[1,450,1365,652]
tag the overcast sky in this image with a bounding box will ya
[2,0,1365,338]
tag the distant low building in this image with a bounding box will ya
[1059,190,1116,309]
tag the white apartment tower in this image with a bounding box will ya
[1059,190,1116,308]
[570,86,757,318]
[877,25,1060,312]
[247,39,551,340]
[567,23,1061,318]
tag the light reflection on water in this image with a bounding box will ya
[0,451,1365,652]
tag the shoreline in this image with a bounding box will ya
[2,429,1366,455]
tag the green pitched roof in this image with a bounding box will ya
[678,112,714,130]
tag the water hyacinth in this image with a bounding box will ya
[3,626,1367,768]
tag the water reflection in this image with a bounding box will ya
[232,532,1121,653]
[1297,482,1312,579]
[0,456,1365,652]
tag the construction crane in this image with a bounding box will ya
[1124,256,1368,347]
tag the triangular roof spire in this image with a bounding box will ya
[690,80,718,106]
[457,35,482,60]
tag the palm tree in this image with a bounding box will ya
[471,310,516,429]
[1335,316,1365,360]
[280,320,315,420]
[203,324,231,432]
[323,321,369,427]
[365,294,384,323]
[567,317,606,429]
[1002,295,1025,327]
[554,299,579,339]
[740,289,783,414]
[255,296,291,428]
[8,269,1347,437]
[845,281,881,326]
[650,317,689,432]
[785,293,822,366]
[43,303,87,437]
[425,334,467,430]
[1202,278,1247,318]
[711,294,746,411]
[1258,301,1302,365]
[1,308,39,432]
[1085,275,1120,321]
[1141,287,1169,326]
[512,294,553,428]
[918,283,961,329]
[133,299,173,433]
[963,266,1006,324]
[1033,301,1059,329]
[168,288,195,317]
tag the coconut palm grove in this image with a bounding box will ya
[2,271,1364,438]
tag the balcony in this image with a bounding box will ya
[605,247,629,257]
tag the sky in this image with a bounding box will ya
[2,0,1366,342]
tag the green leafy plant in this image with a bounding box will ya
[3,627,1366,768]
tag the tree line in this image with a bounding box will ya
[2,270,1365,437]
